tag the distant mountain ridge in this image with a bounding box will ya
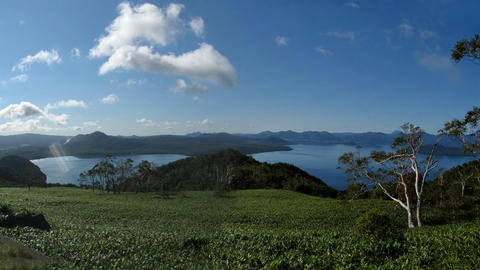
[0,131,291,159]
[0,130,468,160]
[237,130,463,148]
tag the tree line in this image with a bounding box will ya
[78,155,163,194]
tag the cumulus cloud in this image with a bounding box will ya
[89,2,235,88]
[89,2,235,87]
[0,119,51,132]
[0,101,68,126]
[189,17,204,37]
[186,118,213,127]
[71,48,81,58]
[40,113,69,126]
[0,102,43,119]
[98,43,236,87]
[10,74,28,82]
[136,118,158,127]
[315,47,333,56]
[326,31,356,41]
[416,52,460,81]
[344,2,359,8]
[171,79,209,96]
[275,36,288,46]
[12,49,61,71]
[102,94,119,104]
[90,2,183,57]
[45,99,87,111]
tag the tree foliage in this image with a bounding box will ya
[451,33,480,64]
[441,107,480,154]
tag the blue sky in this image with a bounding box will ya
[0,0,478,136]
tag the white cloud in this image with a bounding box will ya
[45,99,87,111]
[326,31,356,41]
[102,94,119,104]
[71,48,81,58]
[83,121,100,127]
[72,121,101,132]
[344,2,359,8]
[0,101,68,126]
[126,79,145,87]
[416,52,460,81]
[186,118,213,127]
[315,47,333,56]
[189,17,204,37]
[98,43,236,87]
[12,49,61,71]
[40,113,69,126]
[0,102,43,118]
[0,81,7,87]
[419,30,437,39]
[171,79,209,96]
[137,118,158,127]
[126,79,137,87]
[0,119,52,132]
[275,36,288,46]
[90,2,235,88]
[10,74,28,82]
[89,2,184,57]
[164,120,180,130]
[398,21,414,37]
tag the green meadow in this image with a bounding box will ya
[0,187,479,269]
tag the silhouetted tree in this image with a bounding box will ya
[451,34,480,64]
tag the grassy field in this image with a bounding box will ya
[0,187,479,269]
[0,235,47,270]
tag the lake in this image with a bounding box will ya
[32,154,187,185]
[32,144,475,190]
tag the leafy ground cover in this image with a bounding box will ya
[0,187,478,269]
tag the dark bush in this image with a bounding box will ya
[0,206,51,231]
[354,210,403,240]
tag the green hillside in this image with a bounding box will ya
[1,188,479,269]
[152,149,338,197]
[0,156,46,187]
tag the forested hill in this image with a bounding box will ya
[0,155,46,187]
[153,149,338,197]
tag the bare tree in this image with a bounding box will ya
[456,169,474,199]
[214,165,234,196]
[338,123,439,228]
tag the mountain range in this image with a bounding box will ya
[0,130,467,160]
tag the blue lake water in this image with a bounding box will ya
[32,144,475,190]
[32,154,187,185]
[252,144,475,190]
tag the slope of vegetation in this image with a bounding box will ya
[0,156,46,187]
[0,235,47,270]
[0,187,479,269]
